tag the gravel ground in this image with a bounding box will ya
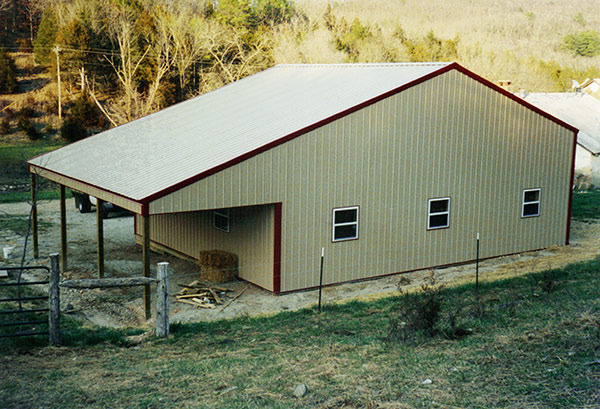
[1,199,599,328]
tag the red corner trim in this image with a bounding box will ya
[565,130,578,245]
[273,203,282,293]
[451,64,579,134]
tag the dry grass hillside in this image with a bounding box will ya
[284,0,600,92]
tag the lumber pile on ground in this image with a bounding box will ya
[176,280,232,309]
[198,250,238,283]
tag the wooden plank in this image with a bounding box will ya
[176,293,209,299]
[60,277,158,289]
[209,288,223,304]
[219,286,248,313]
[97,198,104,279]
[60,185,67,273]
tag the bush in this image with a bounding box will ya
[387,271,444,343]
[60,116,88,142]
[0,48,18,94]
[0,118,10,135]
[563,30,600,57]
[17,117,41,140]
[19,38,33,53]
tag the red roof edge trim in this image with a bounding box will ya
[28,163,143,213]
[452,64,579,134]
[565,131,577,245]
[141,63,457,204]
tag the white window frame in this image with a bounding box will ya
[332,206,359,242]
[521,188,541,218]
[427,197,450,230]
[213,209,230,232]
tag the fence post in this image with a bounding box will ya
[156,262,169,338]
[49,253,61,345]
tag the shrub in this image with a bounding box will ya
[0,118,10,135]
[563,30,600,57]
[70,91,105,128]
[17,117,41,140]
[19,38,33,53]
[60,116,88,142]
[0,48,18,94]
[387,271,445,343]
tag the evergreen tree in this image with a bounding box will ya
[0,47,18,93]
[33,10,57,65]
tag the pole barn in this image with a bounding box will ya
[28,63,577,294]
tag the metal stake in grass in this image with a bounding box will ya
[318,247,324,312]
[476,232,480,292]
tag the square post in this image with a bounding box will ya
[30,173,38,259]
[156,262,169,337]
[59,185,67,273]
[96,199,104,278]
[142,215,151,319]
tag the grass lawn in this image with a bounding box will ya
[0,138,72,203]
[1,258,599,408]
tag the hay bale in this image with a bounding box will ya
[198,250,238,283]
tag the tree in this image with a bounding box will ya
[563,30,600,57]
[0,47,17,93]
[33,9,57,64]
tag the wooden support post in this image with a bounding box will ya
[49,253,61,345]
[142,215,151,320]
[30,173,38,259]
[156,262,169,338]
[59,185,67,274]
[96,199,104,278]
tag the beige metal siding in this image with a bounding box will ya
[30,166,142,213]
[137,205,275,291]
[150,69,574,292]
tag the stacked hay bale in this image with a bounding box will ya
[198,250,238,283]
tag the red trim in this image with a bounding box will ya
[566,130,578,245]
[140,64,460,204]
[451,64,579,134]
[277,247,550,294]
[273,203,282,294]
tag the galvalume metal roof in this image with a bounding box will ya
[29,63,452,202]
[523,92,600,154]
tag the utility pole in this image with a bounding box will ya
[53,46,62,120]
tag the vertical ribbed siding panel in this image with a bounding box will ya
[142,205,275,291]
[149,69,573,292]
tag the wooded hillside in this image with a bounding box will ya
[0,0,599,139]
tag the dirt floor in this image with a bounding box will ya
[1,198,599,329]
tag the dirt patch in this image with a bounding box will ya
[1,199,599,328]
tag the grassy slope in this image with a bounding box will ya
[0,259,599,408]
[0,190,598,408]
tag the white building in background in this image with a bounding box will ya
[523,92,600,187]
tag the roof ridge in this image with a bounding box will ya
[274,62,452,68]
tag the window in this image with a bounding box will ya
[521,188,540,218]
[428,197,450,230]
[332,206,359,242]
[213,209,230,232]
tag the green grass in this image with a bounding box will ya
[1,258,599,408]
[0,213,51,235]
[571,189,600,221]
[0,188,72,204]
